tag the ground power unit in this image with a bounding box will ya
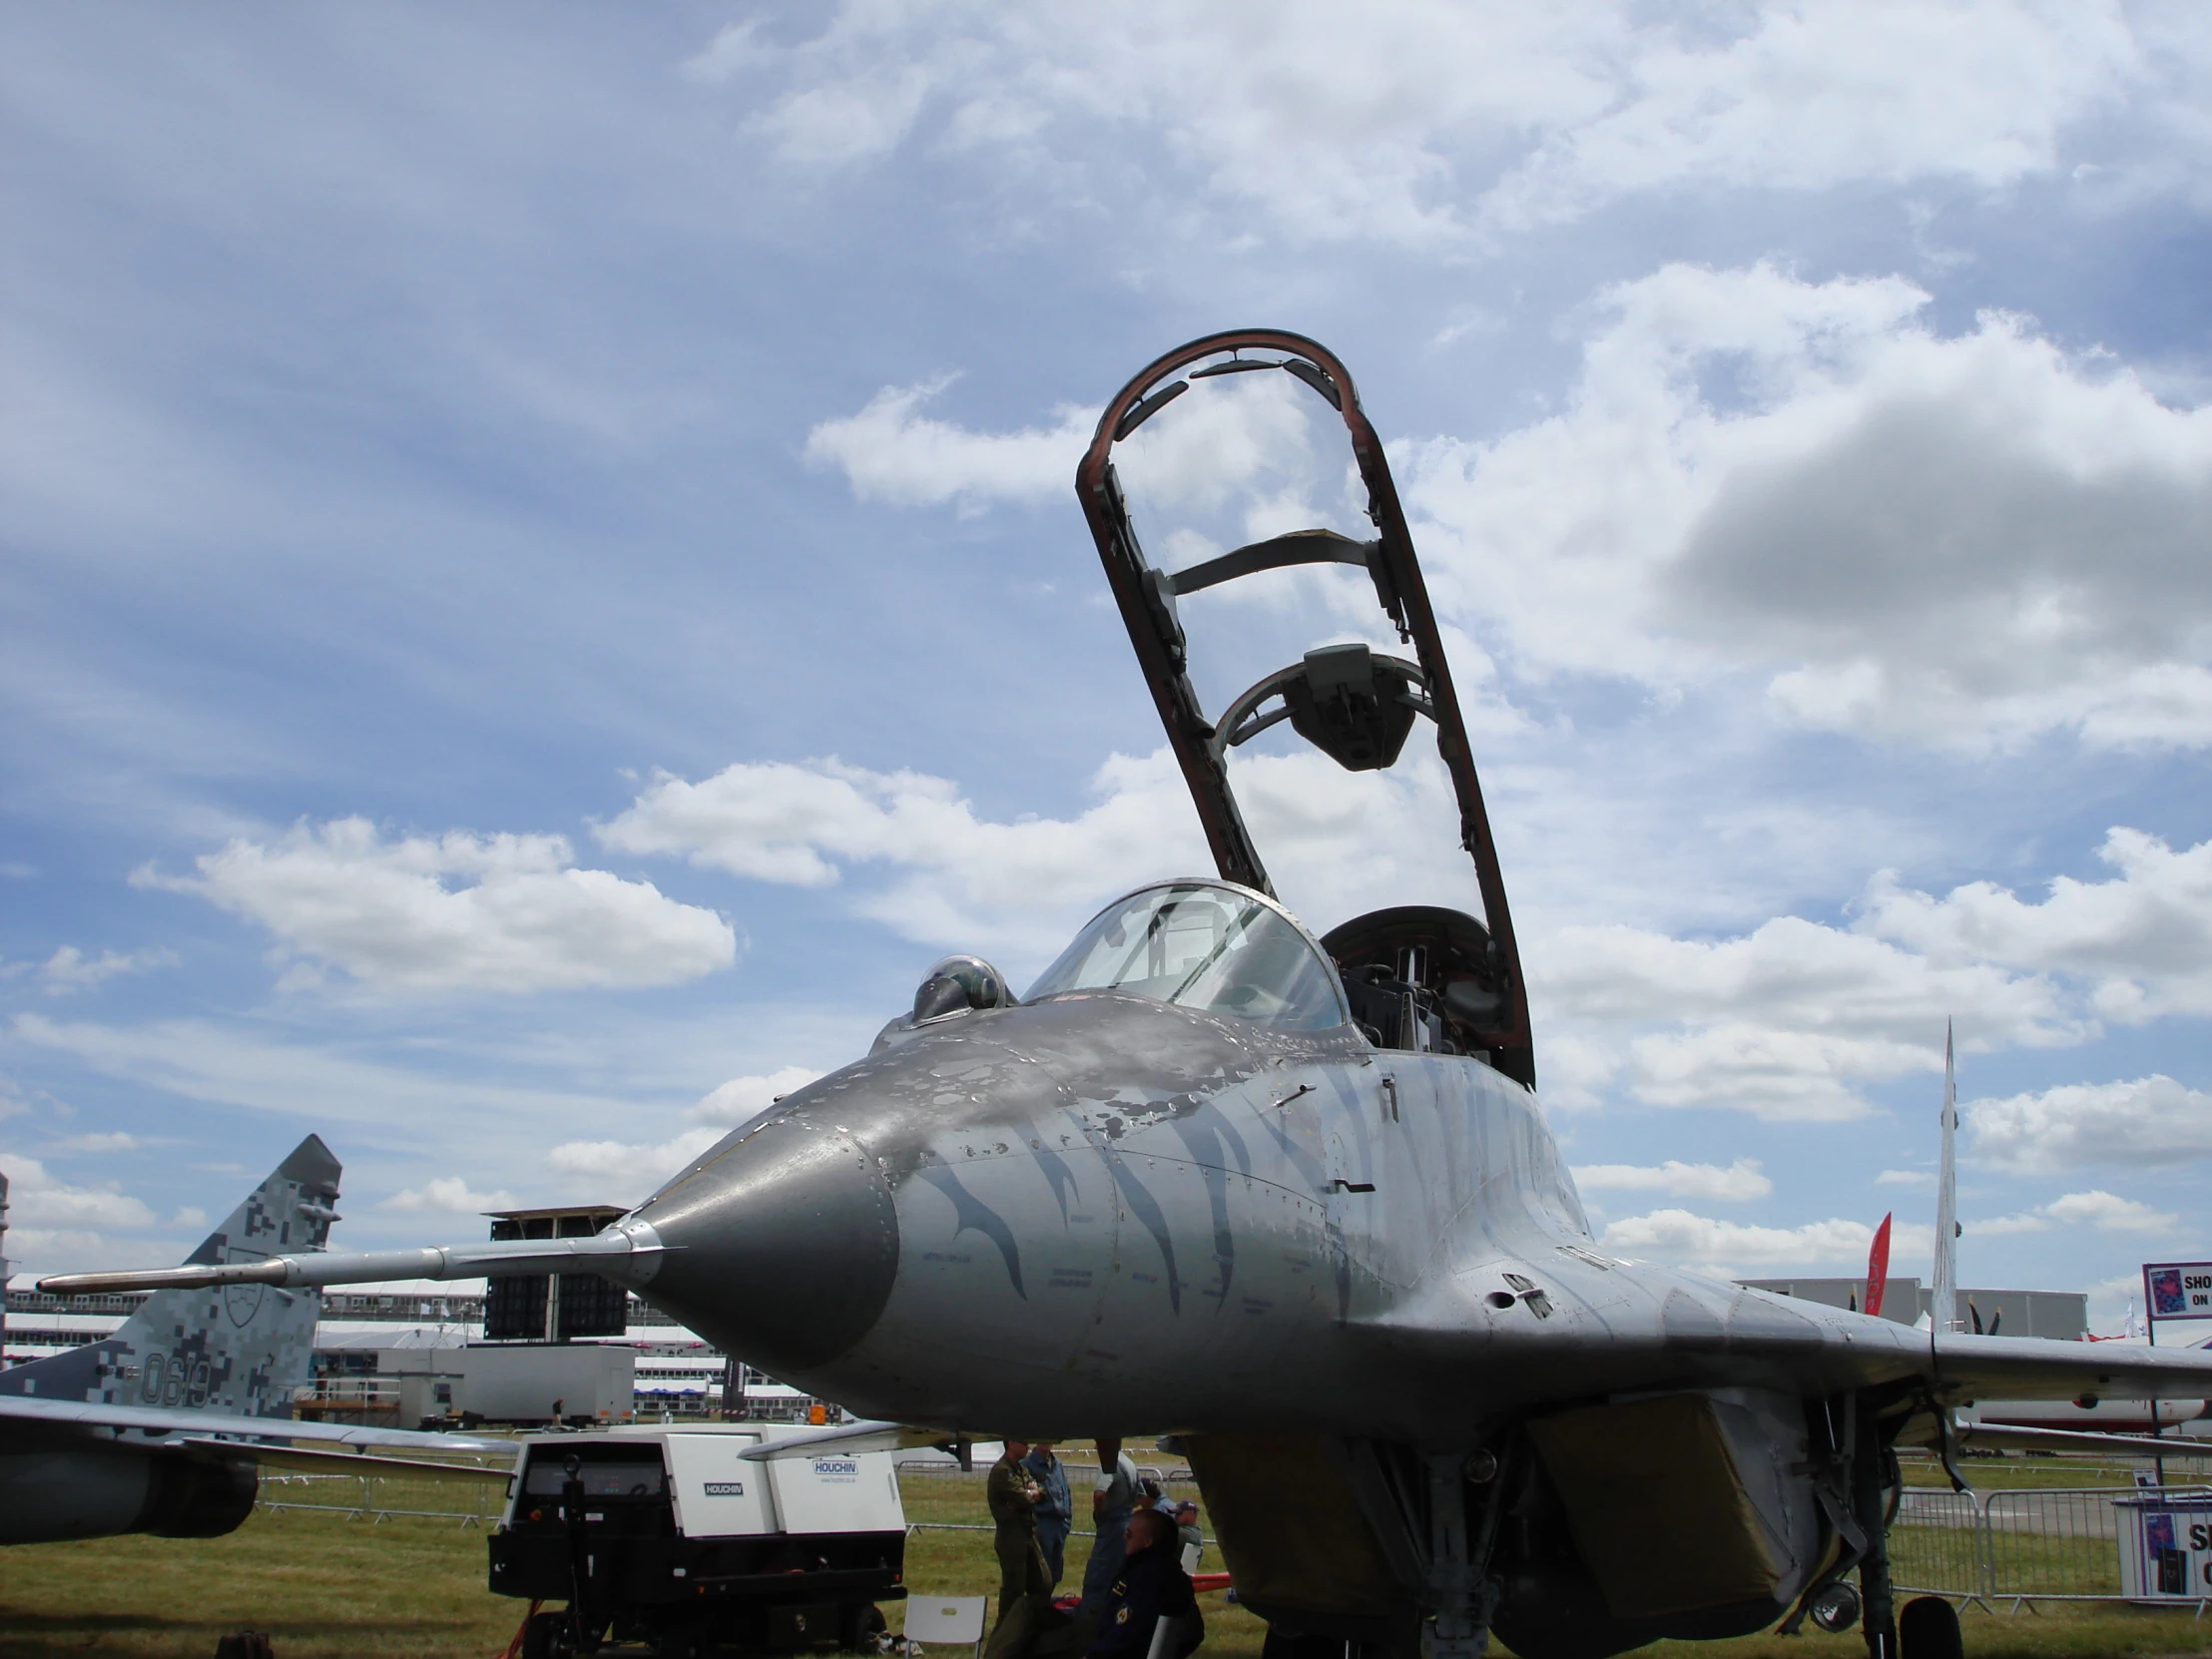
[489,1422,906,1658]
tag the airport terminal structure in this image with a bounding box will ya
[3,1279,836,1427]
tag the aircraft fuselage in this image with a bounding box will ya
[630,987,1895,1441]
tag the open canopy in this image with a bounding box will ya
[1074,330,1535,1085]
[1026,879,1349,1033]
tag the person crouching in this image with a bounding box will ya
[1086,1506,1203,1659]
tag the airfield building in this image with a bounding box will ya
[1739,1276,2088,1339]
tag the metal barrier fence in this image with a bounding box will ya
[1893,1484,2212,1611]
[1889,1486,1983,1599]
[257,1469,506,1525]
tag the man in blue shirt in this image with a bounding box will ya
[1079,1438,1140,1617]
[1024,1441,1074,1588]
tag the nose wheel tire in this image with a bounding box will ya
[1898,1595,1963,1659]
[1807,1580,1861,1633]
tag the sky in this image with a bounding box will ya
[3,2,2208,1329]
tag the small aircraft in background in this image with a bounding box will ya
[3,1136,505,1545]
[53,333,2212,1658]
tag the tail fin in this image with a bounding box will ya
[1932,1019,1959,1334]
[0,1135,340,1419]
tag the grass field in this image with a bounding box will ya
[2,1468,2208,1659]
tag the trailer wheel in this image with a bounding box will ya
[522,1610,576,1659]
[841,1603,888,1652]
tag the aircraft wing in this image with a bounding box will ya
[1374,1287,2212,1413]
[1932,1331,2212,1403]
[1941,1420,2204,1459]
[0,1390,509,1455]
[179,1437,516,1481]
[734,1419,959,1462]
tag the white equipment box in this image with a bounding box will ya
[491,1421,909,1657]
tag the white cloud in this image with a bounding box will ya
[1534,1035,1618,1111]
[545,1128,725,1203]
[2088,1272,2154,1336]
[804,378,1096,511]
[4,946,178,994]
[0,1152,158,1231]
[805,363,1335,528]
[170,1206,207,1229]
[2044,1188,2180,1232]
[1482,2,2144,230]
[1877,1168,1934,1188]
[1405,263,2212,752]
[136,818,736,996]
[599,749,1210,958]
[1570,1158,1772,1202]
[10,1011,673,1136]
[1862,830,2212,1021]
[1599,1207,1926,1274]
[539,1067,829,1204]
[697,4,2173,246]
[1966,1073,2212,1173]
[1971,1211,2052,1236]
[1537,912,2074,1120]
[55,1131,137,1153]
[1964,1187,2186,1236]
[820,263,2212,755]
[602,740,1518,966]
[384,1176,520,1215]
[598,745,2177,1123]
[690,1065,822,1126]
[7,1229,109,1268]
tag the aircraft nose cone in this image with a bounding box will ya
[632,1117,897,1376]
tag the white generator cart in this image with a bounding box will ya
[489,1423,907,1659]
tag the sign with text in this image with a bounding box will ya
[2145,1263,2212,1323]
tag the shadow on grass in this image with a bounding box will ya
[0,1610,468,1631]
[0,1605,485,1659]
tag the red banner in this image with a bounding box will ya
[1865,1213,1893,1319]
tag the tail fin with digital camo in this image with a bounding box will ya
[0,1135,340,1417]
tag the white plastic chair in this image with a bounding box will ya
[905,1595,988,1659]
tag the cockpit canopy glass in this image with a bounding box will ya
[1026,883,1348,1032]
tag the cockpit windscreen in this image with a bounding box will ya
[1026,883,1347,1032]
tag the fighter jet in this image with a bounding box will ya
[4,1136,504,1543]
[51,333,2212,1657]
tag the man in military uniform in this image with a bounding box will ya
[988,1437,1050,1631]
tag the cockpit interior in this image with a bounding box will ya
[891,880,1514,1078]
[1322,904,1509,1059]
